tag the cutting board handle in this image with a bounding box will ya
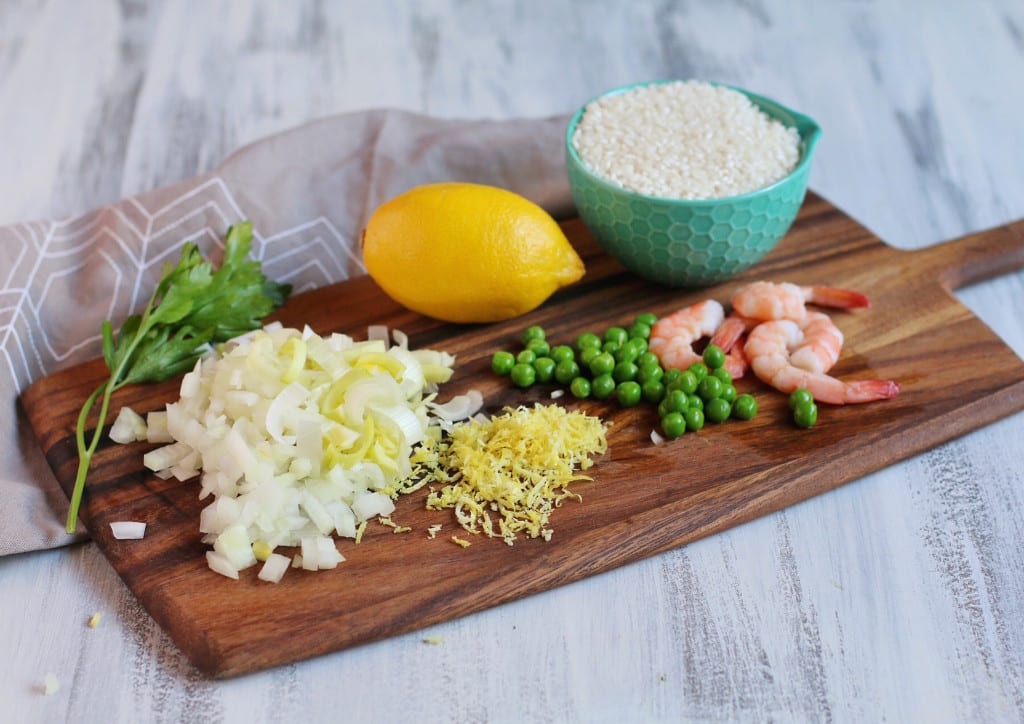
[913,218,1024,291]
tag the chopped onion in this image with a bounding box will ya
[429,390,483,421]
[257,553,291,583]
[110,521,146,540]
[179,358,203,399]
[145,410,174,443]
[352,491,395,522]
[650,429,666,446]
[367,324,389,345]
[206,550,239,579]
[143,442,190,472]
[109,406,148,444]
[214,524,257,570]
[143,325,461,577]
[316,536,345,568]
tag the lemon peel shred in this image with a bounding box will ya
[377,515,412,534]
[417,403,608,545]
[451,535,472,548]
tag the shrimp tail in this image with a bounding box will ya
[842,379,900,403]
[807,286,871,309]
[710,316,749,353]
[724,343,748,379]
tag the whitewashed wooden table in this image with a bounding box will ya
[3,2,1023,722]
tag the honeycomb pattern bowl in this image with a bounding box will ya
[565,81,821,288]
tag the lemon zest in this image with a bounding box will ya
[418,403,608,545]
[377,516,411,534]
[354,520,368,544]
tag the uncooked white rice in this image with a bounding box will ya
[573,80,801,200]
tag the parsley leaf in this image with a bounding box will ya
[67,222,291,533]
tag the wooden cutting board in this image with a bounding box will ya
[20,192,1024,678]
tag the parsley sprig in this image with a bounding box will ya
[67,221,291,533]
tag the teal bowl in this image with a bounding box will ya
[565,80,821,287]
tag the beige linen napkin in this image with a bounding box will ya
[1,109,573,556]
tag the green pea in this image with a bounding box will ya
[615,381,643,407]
[637,351,660,369]
[658,398,672,419]
[579,346,601,367]
[570,377,591,399]
[732,393,757,420]
[661,412,687,440]
[525,338,550,358]
[510,363,536,388]
[702,343,726,370]
[642,379,666,403]
[628,322,651,340]
[604,326,629,346]
[789,388,814,411]
[705,397,732,423]
[670,370,699,395]
[532,356,556,383]
[688,362,709,382]
[686,394,704,411]
[554,359,580,385]
[662,368,684,388]
[635,312,658,327]
[612,360,639,383]
[516,349,537,365]
[719,383,738,403]
[576,332,601,350]
[614,343,640,364]
[793,401,818,428]
[712,367,733,385]
[550,344,575,365]
[664,389,688,413]
[696,376,723,402]
[591,373,616,400]
[637,364,664,385]
[522,325,545,345]
[628,336,648,355]
[602,340,621,355]
[588,351,616,377]
[683,407,705,432]
[491,351,515,375]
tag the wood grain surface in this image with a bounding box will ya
[4,3,1024,720]
[20,194,1024,677]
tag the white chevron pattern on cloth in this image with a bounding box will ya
[1,175,361,396]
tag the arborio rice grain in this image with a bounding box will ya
[572,80,801,200]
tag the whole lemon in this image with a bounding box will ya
[362,182,585,323]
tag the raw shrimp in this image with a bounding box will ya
[743,318,898,404]
[731,281,870,321]
[649,300,747,378]
[711,281,867,357]
[790,310,843,374]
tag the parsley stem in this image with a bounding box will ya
[67,382,109,533]
[66,311,156,533]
